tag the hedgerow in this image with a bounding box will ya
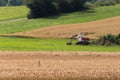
[97,34,120,46]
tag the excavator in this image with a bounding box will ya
[66,34,90,45]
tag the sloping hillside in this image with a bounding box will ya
[8,16,120,39]
[0,4,120,34]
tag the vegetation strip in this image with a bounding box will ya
[0,37,119,51]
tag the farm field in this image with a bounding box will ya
[0,37,120,52]
[0,4,120,35]
[0,5,120,51]
[0,4,120,80]
[10,16,120,39]
[0,51,120,80]
[0,6,28,21]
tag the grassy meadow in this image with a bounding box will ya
[0,6,28,21]
[0,5,120,51]
[0,4,120,34]
[0,37,119,51]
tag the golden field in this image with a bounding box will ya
[0,51,120,80]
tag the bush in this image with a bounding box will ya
[97,34,120,46]
[97,35,106,45]
[115,33,120,45]
[27,0,57,18]
[25,0,88,19]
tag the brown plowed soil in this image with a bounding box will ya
[1,16,120,39]
[0,51,120,79]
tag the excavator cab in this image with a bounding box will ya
[67,34,90,45]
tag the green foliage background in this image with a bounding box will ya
[0,0,23,6]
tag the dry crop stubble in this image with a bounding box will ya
[0,51,120,80]
[9,16,120,39]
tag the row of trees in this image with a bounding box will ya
[24,0,87,18]
[0,0,22,6]
[87,0,120,6]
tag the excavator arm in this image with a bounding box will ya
[70,34,78,39]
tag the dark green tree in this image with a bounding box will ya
[10,0,22,6]
[70,0,87,11]
[0,0,23,6]
[0,0,7,6]
[58,0,71,13]
[24,0,88,18]
[25,0,57,18]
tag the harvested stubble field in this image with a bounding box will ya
[5,16,119,39]
[0,51,120,80]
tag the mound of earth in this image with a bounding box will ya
[2,16,120,39]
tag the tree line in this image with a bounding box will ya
[24,0,120,19]
[0,0,22,6]
[87,0,120,6]
[1,0,119,18]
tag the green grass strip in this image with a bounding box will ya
[0,37,119,52]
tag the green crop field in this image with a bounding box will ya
[0,4,120,34]
[0,37,119,52]
[0,6,28,21]
[0,5,120,51]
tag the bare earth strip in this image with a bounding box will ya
[0,51,120,79]
[2,16,120,39]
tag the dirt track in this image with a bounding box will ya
[5,16,119,39]
[0,51,120,79]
